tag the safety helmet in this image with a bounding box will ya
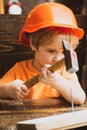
[19,2,84,47]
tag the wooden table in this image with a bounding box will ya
[0,98,87,130]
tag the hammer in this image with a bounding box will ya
[24,40,79,88]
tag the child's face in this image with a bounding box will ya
[34,41,64,70]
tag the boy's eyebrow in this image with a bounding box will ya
[42,46,55,50]
[47,48,56,50]
[45,46,57,49]
[42,45,63,51]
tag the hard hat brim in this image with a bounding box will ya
[19,24,84,47]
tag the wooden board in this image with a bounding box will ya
[17,110,87,130]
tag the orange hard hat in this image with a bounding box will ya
[19,2,84,47]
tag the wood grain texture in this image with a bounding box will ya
[0,98,87,129]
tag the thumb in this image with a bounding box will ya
[44,64,51,68]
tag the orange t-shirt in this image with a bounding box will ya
[0,59,79,99]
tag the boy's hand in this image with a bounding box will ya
[5,79,29,100]
[39,64,59,86]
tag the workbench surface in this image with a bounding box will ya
[0,98,87,130]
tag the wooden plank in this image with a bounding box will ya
[17,110,87,130]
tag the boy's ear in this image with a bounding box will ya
[30,38,36,51]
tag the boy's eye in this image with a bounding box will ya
[48,50,55,53]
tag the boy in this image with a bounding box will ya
[0,2,86,104]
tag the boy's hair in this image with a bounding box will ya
[29,27,79,50]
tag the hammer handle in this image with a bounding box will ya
[24,58,65,88]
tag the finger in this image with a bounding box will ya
[44,64,51,68]
[46,69,58,78]
[12,94,22,100]
[16,93,24,100]
[21,85,28,92]
[46,69,52,76]
[21,91,28,97]
[41,68,47,78]
[12,91,24,100]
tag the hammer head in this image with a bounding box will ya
[62,40,79,73]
